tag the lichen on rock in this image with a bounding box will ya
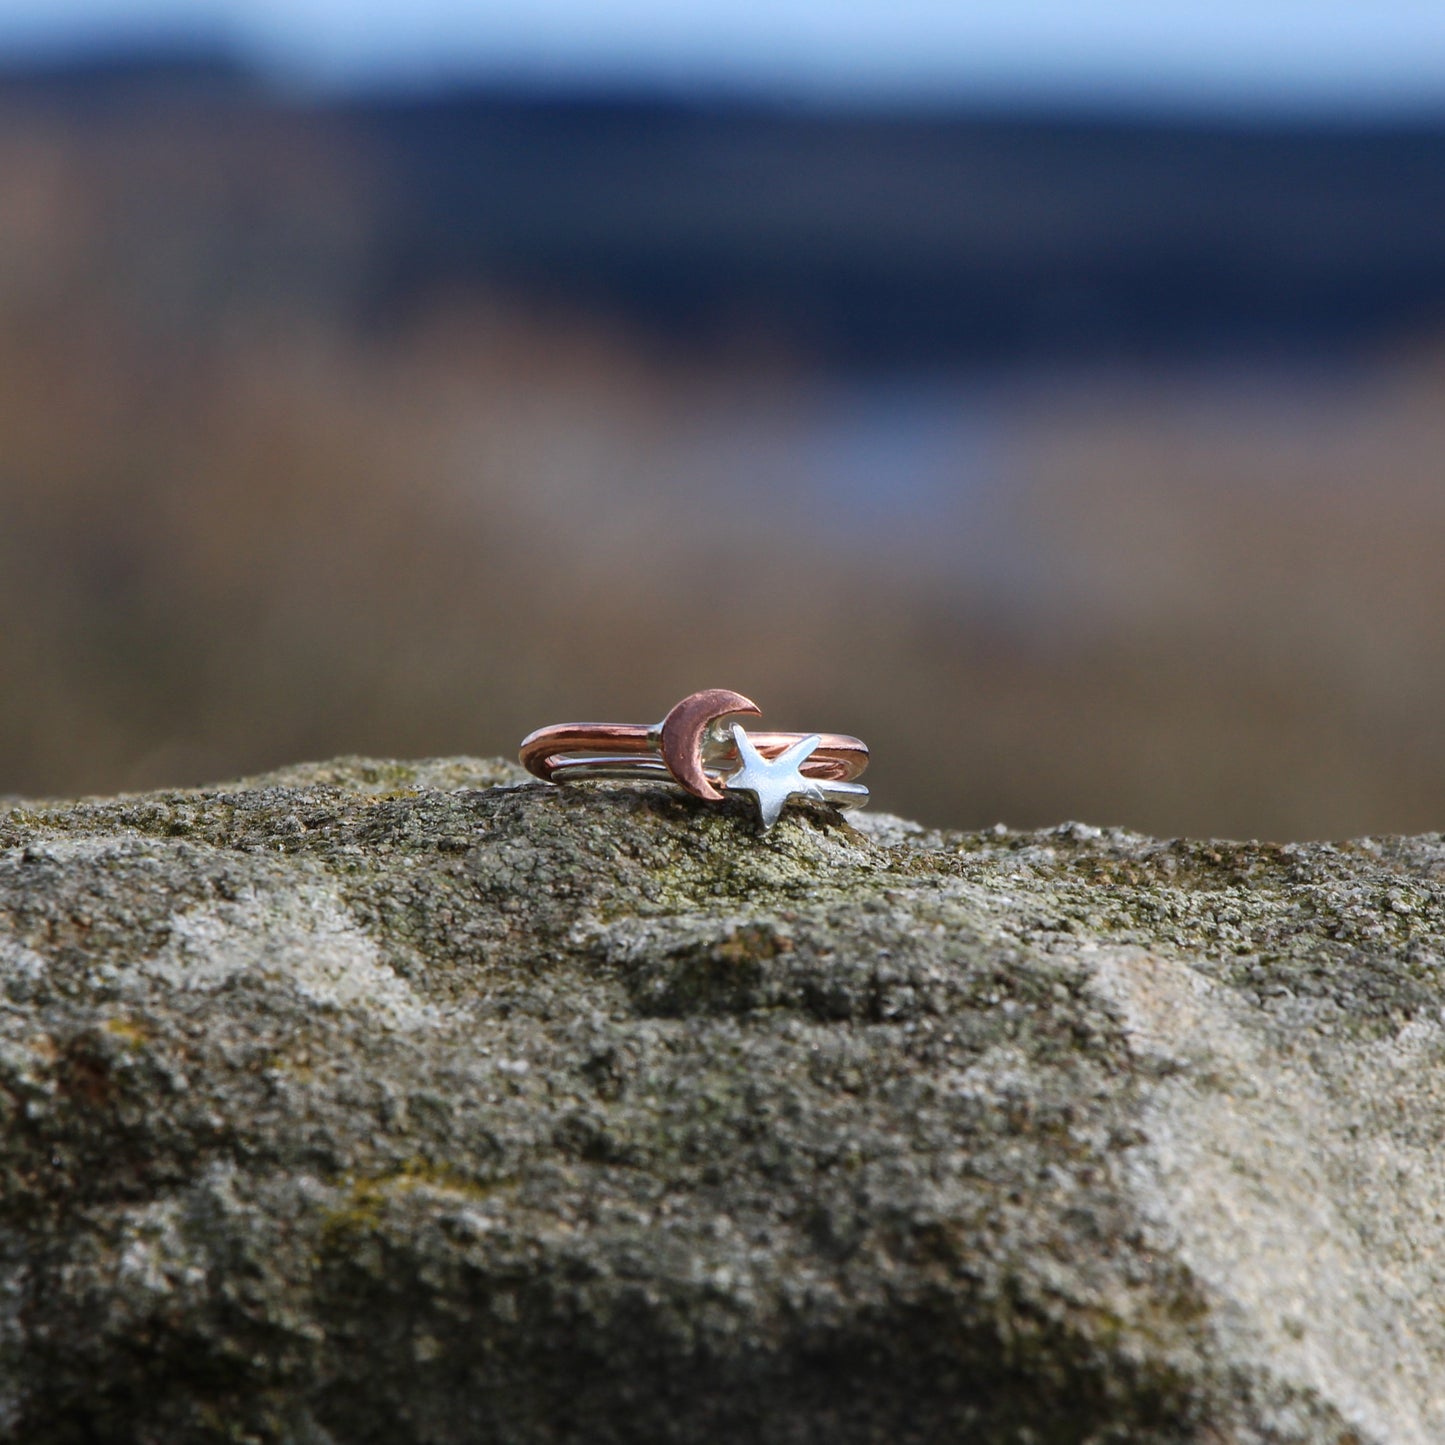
[0,756,1442,1442]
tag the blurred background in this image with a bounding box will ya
[1,1,1445,839]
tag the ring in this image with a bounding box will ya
[519,688,869,829]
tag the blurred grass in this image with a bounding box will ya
[1,100,1444,839]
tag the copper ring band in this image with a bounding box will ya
[519,726,868,784]
[519,689,868,803]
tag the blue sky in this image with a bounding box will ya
[4,0,1445,110]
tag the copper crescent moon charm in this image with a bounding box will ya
[658,688,761,802]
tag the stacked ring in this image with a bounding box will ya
[520,688,869,829]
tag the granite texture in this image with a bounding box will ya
[1,757,1442,1443]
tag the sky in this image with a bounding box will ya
[3,0,1445,111]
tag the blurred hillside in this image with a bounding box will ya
[2,54,1444,838]
[357,90,1445,359]
[12,54,1445,354]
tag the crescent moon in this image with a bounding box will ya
[659,688,761,802]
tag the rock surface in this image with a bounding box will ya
[1,758,1443,1443]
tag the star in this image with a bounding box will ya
[723,723,826,830]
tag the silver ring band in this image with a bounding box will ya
[547,755,870,810]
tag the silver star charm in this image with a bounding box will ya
[723,723,827,829]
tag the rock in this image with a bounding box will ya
[0,757,1443,1443]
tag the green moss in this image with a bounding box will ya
[319,1161,506,1245]
[100,1017,148,1051]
